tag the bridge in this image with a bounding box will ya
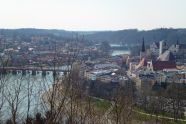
[0,67,70,76]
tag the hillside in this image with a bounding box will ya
[1,28,186,46]
[0,28,96,37]
[84,28,186,45]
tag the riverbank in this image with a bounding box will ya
[41,77,114,123]
[41,77,67,109]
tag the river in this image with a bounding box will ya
[110,44,130,56]
[0,45,130,122]
[0,70,65,123]
[111,50,130,56]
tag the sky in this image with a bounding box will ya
[0,0,185,31]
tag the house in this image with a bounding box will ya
[119,76,131,87]
[94,63,119,69]
[150,42,159,57]
[126,55,140,68]
[89,70,111,80]
[137,75,155,91]
[155,72,165,84]
[150,39,169,58]
[129,61,139,72]
[97,75,111,83]
[85,69,94,80]
[109,56,123,67]
[164,71,179,83]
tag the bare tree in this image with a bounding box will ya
[110,80,136,124]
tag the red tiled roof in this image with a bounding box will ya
[85,69,94,72]
[152,61,176,71]
[135,58,147,70]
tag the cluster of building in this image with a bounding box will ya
[0,35,105,67]
[127,38,186,91]
[74,55,129,86]
[2,34,186,92]
[0,34,129,88]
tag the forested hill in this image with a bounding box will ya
[1,28,186,45]
[0,28,96,37]
[84,28,186,45]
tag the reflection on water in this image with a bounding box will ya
[0,71,63,123]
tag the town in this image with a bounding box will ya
[1,30,186,123]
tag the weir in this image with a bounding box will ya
[12,70,17,74]
[42,71,46,76]
[6,70,11,74]
[0,68,7,74]
[32,70,36,75]
[64,71,67,75]
[53,71,57,76]
[22,70,26,75]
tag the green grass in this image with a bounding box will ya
[92,99,111,112]
[134,107,186,123]
[163,120,186,124]
[134,111,186,124]
[134,107,146,113]
[135,113,153,121]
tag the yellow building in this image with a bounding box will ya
[97,75,111,83]
[137,76,155,91]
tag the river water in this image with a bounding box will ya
[110,43,130,56]
[0,46,130,122]
[111,50,130,56]
[0,70,65,123]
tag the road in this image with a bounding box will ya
[133,108,186,122]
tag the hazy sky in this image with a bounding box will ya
[0,0,185,31]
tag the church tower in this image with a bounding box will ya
[140,37,146,61]
[159,39,168,55]
[176,38,179,52]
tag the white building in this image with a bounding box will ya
[94,63,119,69]
[159,39,169,55]
[89,70,111,80]
[150,42,159,57]
[150,39,169,58]
[155,73,165,84]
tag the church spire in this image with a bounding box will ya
[141,37,145,52]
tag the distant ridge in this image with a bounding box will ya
[1,28,186,45]
[83,28,186,45]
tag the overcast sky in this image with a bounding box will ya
[0,0,185,31]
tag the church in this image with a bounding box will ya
[175,39,186,53]
[150,38,186,60]
[150,39,169,58]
